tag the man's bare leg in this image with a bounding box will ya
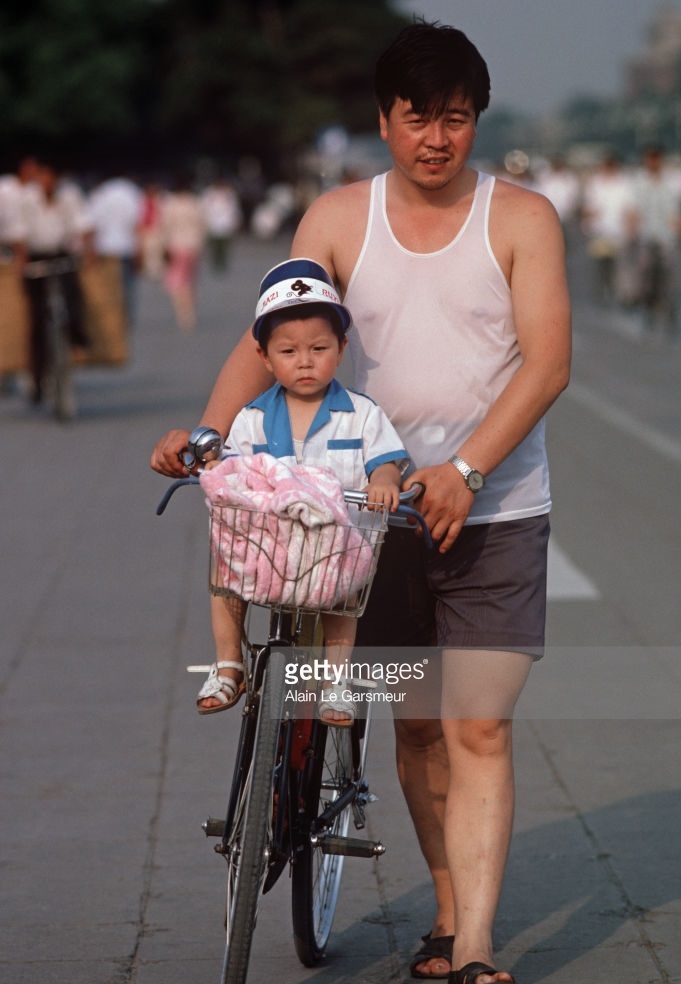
[442,649,532,983]
[395,717,455,977]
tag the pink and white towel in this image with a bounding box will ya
[199,454,378,609]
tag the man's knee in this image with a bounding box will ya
[395,716,444,752]
[443,717,513,758]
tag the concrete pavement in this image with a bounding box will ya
[1,234,680,983]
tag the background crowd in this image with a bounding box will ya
[532,145,681,338]
[1,140,681,408]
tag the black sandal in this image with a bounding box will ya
[448,962,515,984]
[410,932,455,979]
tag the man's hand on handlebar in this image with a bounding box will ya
[405,463,474,553]
[150,428,192,478]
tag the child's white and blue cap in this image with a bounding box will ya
[252,258,352,341]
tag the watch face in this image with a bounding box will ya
[468,470,485,492]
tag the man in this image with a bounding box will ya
[151,23,571,984]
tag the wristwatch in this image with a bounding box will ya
[448,454,485,493]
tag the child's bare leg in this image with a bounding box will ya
[319,613,356,725]
[197,594,246,712]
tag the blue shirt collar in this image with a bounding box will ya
[248,379,354,455]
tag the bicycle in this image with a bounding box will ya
[157,426,431,984]
[23,255,80,421]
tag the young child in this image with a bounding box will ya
[197,258,409,724]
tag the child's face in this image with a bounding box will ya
[258,316,346,400]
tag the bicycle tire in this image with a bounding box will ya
[291,720,358,965]
[221,649,286,984]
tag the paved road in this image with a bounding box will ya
[1,232,680,984]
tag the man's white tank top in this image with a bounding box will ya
[344,170,550,525]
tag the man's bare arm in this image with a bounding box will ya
[199,329,273,434]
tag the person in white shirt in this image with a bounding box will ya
[21,162,93,403]
[88,173,143,325]
[628,145,681,334]
[534,155,581,229]
[581,154,636,304]
[0,174,27,258]
[160,173,205,331]
[200,177,242,272]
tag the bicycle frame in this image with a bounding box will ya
[157,464,431,982]
[208,605,382,877]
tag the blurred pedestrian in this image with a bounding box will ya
[534,155,581,238]
[88,170,143,326]
[21,162,93,404]
[139,182,165,279]
[250,182,296,240]
[0,166,28,261]
[160,173,205,332]
[580,153,635,305]
[627,145,681,336]
[0,161,29,395]
[235,156,265,229]
[200,176,242,272]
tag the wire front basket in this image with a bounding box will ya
[208,502,388,617]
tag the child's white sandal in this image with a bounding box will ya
[196,660,245,715]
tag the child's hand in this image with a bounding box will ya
[364,462,402,512]
[364,481,401,511]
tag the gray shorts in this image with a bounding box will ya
[355,515,550,656]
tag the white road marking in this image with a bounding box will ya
[567,380,681,464]
[547,540,600,600]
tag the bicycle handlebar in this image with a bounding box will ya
[155,477,431,546]
[155,476,200,515]
[156,426,433,547]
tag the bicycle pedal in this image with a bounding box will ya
[202,817,226,837]
[313,834,386,858]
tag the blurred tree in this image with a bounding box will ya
[0,0,408,175]
[153,0,408,174]
[0,0,155,165]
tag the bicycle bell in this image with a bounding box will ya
[183,426,223,470]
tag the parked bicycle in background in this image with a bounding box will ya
[22,256,82,421]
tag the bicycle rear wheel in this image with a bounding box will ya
[221,649,286,984]
[291,721,358,965]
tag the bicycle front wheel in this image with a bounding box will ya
[291,721,356,965]
[221,649,286,984]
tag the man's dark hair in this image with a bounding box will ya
[374,21,490,121]
[258,303,347,352]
